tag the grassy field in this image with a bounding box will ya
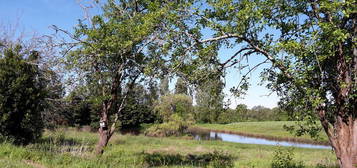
[0,126,337,168]
[196,121,329,144]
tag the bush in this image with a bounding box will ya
[145,114,194,137]
[143,150,234,168]
[0,46,46,144]
[271,147,305,168]
[119,103,157,129]
[154,94,193,121]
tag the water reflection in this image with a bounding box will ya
[191,131,331,149]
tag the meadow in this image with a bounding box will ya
[0,122,337,168]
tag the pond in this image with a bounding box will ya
[191,131,331,149]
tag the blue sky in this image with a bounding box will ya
[0,0,279,109]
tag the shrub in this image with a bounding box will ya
[271,147,305,168]
[145,114,194,137]
[0,45,46,144]
[143,150,234,168]
[154,94,193,122]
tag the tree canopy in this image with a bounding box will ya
[164,0,356,167]
[58,0,193,154]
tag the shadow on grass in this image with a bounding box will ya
[142,150,234,168]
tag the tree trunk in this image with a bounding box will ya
[95,103,113,155]
[325,117,357,168]
[352,119,357,166]
[95,97,123,155]
[95,128,110,155]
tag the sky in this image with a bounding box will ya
[0,0,280,109]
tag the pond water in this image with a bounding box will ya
[191,131,331,149]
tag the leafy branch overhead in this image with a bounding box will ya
[161,0,356,167]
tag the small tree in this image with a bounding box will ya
[56,0,187,154]
[0,45,46,144]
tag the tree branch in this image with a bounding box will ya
[199,34,293,80]
[200,33,247,43]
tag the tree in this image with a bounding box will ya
[154,94,193,122]
[250,106,275,121]
[175,77,188,95]
[119,83,158,129]
[159,76,170,96]
[0,45,46,144]
[57,0,186,154]
[167,0,356,167]
[195,77,225,123]
[69,94,93,127]
[235,104,249,122]
[145,80,160,106]
[41,70,66,128]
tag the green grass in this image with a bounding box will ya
[0,127,336,168]
[196,121,329,143]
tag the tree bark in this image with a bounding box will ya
[352,119,357,166]
[95,102,113,155]
[96,127,110,155]
[323,116,357,168]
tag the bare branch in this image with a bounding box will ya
[235,59,269,91]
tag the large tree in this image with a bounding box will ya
[58,0,188,154]
[166,0,356,167]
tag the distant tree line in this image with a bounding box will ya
[0,41,287,144]
[46,76,290,130]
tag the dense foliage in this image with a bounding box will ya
[119,83,159,129]
[0,45,46,144]
[145,114,194,137]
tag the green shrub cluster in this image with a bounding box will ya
[271,147,305,168]
[143,150,234,168]
[145,114,194,137]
